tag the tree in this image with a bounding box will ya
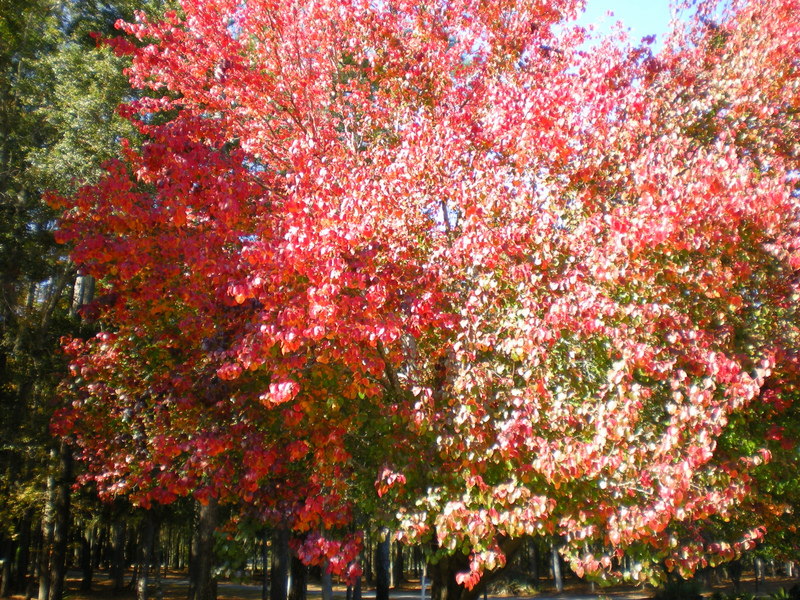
[52,0,800,598]
[0,0,174,597]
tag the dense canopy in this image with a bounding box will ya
[52,0,800,595]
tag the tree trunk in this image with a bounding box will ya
[153,527,164,600]
[728,559,743,593]
[137,512,158,600]
[551,543,563,593]
[528,538,539,587]
[37,450,57,600]
[80,526,93,592]
[363,532,372,584]
[428,553,475,600]
[15,509,33,594]
[320,566,333,600]
[287,554,306,600]
[375,530,390,600]
[346,568,362,600]
[47,442,72,600]
[392,541,404,589]
[269,528,289,600]
[428,537,523,600]
[260,534,268,600]
[92,525,106,571]
[110,518,126,594]
[70,275,94,318]
[188,499,217,600]
[1,536,13,598]
[754,557,763,593]
[26,526,42,600]
[413,546,423,578]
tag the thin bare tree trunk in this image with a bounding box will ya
[37,450,56,600]
[1,536,13,597]
[110,517,126,594]
[551,543,563,593]
[47,442,72,600]
[392,541,404,589]
[136,512,156,600]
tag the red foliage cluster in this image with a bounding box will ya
[52,0,800,587]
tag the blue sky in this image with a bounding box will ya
[577,0,673,44]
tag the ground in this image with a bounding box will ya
[12,571,798,600]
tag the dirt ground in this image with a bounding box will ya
[10,571,800,600]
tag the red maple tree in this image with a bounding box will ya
[52,0,800,596]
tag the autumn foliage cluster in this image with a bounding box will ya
[52,0,800,591]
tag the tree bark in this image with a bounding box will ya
[428,553,473,600]
[413,546,423,578]
[269,528,289,600]
[346,566,362,600]
[80,525,93,592]
[392,541,404,589]
[188,499,217,600]
[287,554,306,600]
[363,532,372,584]
[375,530,390,600]
[47,443,72,600]
[728,559,743,593]
[110,517,126,594]
[136,511,157,600]
[320,566,333,600]
[528,538,539,587]
[754,557,763,593]
[15,509,33,594]
[92,524,106,570]
[170,529,181,571]
[551,543,563,593]
[37,450,56,600]
[260,534,268,600]
[1,536,13,598]
[25,525,41,600]
[70,275,94,318]
[428,537,524,600]
[153,527,164,600]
